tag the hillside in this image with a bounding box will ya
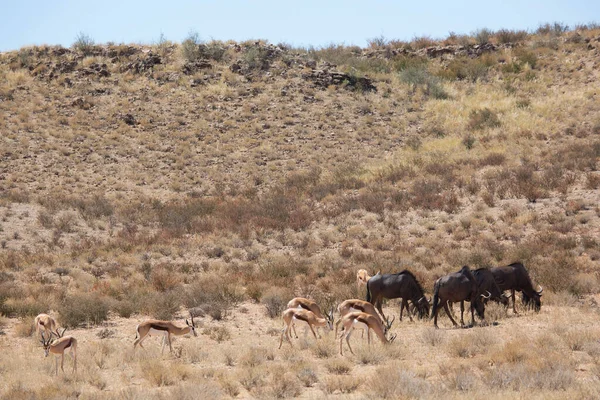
[1,25,600,398]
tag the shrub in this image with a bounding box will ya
[367,367,431,399]
[243,46,271,70]
[473,28,493,44]
[181,31,202,62]
[495,29,528,44]
[261,287,291,318]
[536,22,569,36]
[59,293,109,327]
[400,66,448,99]
[467,108,501,130]
[438,57,489,82]
[72,32,95,55]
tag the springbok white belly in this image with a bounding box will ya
[148,328,169,336]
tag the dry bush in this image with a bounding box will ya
[59,293,109,327]
[467,108,501,130]
[323,375,361,395]
[202,325,231,343]
[147,290,181,320]
[325,358,353,374]
[296,366,318,387]
[218,373,241,397]
[184,274,244,320]
[366,366,432,399]
[495,29,529,43]
[267,370,302,398]
[13,316,35,337]
[150,264,181,292]
[237,366,264,392]
[438,57,490,82]
[261,286,293,318]
[239,346,273,367]
[419,326,446,346]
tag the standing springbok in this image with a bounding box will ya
[338,311,397,355]
[133,317,197,354]
[40,331,77,375]
[279,308,333,349]
[286,298,333,338]
[334,299,394,337]
[34,313,60,339]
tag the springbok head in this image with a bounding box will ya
[40,332,53,357]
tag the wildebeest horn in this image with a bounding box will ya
[537,286,543,295]
[481,290,492,299]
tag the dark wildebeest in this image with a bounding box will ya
[491,262,543,313]
[366,270,430,323]
[431,266,490,329]
[473,268,509,307]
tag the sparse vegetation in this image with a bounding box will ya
[1,21,599,398]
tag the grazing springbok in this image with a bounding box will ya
[40,331,77,375]
[279,308,333,349]
[133,317,197,354]
[366,270,430,323]
[338,311,397,355]
[34,313,60,339]
[491,262,543,313]
[286,298,334,338]
[334,299,394,337]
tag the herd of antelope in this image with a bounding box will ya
[30,262,541,375]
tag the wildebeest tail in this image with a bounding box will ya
[430,280,441,319]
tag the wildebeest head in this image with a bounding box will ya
[416,296,430,319]
[474,291,491,319]
[522,286,543,312]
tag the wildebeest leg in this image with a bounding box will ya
[460,301,465,327]
[470,302,475,327]
[512,290,517,314]
[375,297,387,324]
[443,301,459,327]
[402,299,413,322]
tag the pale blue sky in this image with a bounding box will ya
[1,1,598,51]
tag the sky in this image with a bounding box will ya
[1,1,598,51]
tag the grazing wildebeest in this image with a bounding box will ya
[366,270,430,323]
[491,262,543,313]
[431,266,489,329]
[473,268,509,307]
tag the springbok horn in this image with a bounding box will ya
[389,333,397,343]
[60,328,67,337]
[537,286,543,295]
[389,314,396,327]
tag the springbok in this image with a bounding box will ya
[279,308,333,349]
[334,299,394,337]
[286,298,333,338]
[133,317,197,354]
[338,311,397,355]
[34,313,60,339]
[40,331,77,375]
